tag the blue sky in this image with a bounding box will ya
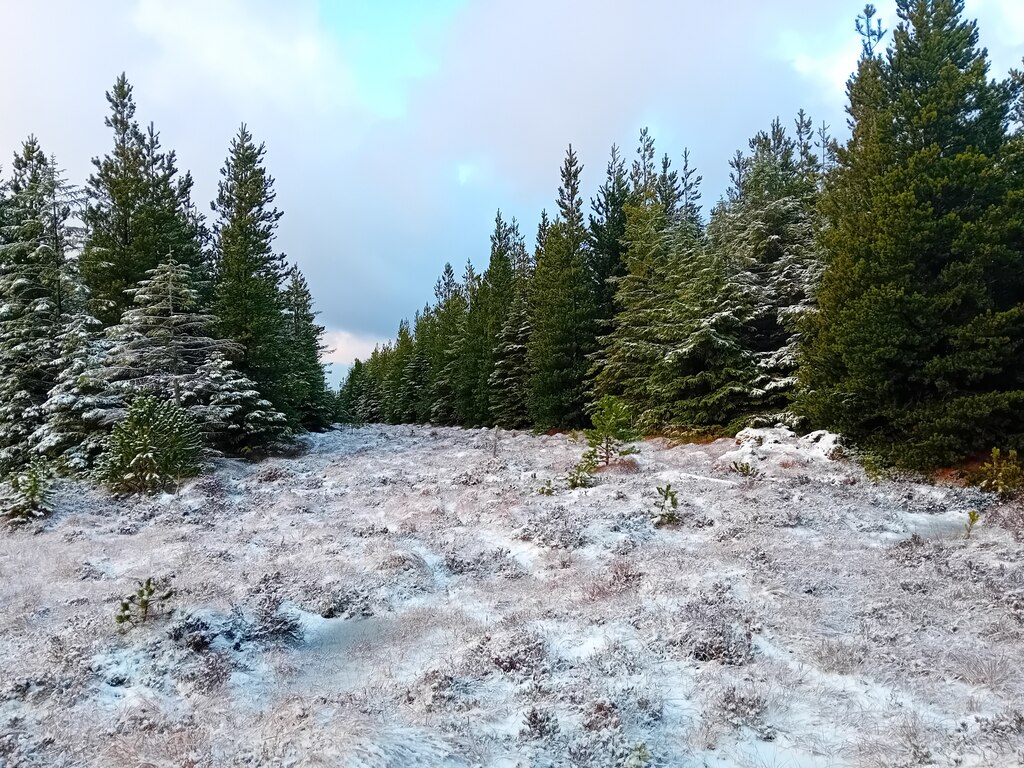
[1,0,1022,382]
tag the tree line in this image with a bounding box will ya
[0,74,333,475]
[340,0,1024,468]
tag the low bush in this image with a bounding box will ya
[96,397,203,494]
[115,577,175,630]
[3,459,52,522]
[585,395,637,466]
[974,448,1024,499]
[567,448,598,489]
[653,483,679,526]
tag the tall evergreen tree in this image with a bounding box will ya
[385,318,415,424]
[656,153,681,220]
[211,124,293,420]
[97,259,240,411]
[592,185,670,417]
[489,232,534,429]
[651,235,754,428]
[0,140,82,470]
[282,266,331,429]
[453,213,518,427]
[588,145,630,335]
[80,74,204,325]
[801,1,1024,465]
[709,117,821,420]
[527,145,597,429]
[430,262,469,424]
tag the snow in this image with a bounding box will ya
[0,424,1022,767]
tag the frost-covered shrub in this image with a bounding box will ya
[623,743,653,768]
[678,583,756,665]
[520,707,559,740]
[652,483,679,526]
[730,460,763,479]
[3,459,52,522]
[520,506,587,549]
[568,448,598,489]
[719,685,767,727]
[96,396,203,493]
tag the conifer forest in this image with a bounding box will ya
[338,2,1024,470]
[4,2,1024,767]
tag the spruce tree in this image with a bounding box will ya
[430,263,468,425]
[81,74,205,325]
[709,117,820,421]
[594,130,694,424]
[282,266,331,429]
[490,220,535,428]
[588,145,630,336]
[190,352,288,453]
[454,255,489,426]
[0,140,82,470]
[211,124,293,420]
[403,309,433,423]
[656,153,681,220]
[801,1,1024,465]
[489,282,532,428]
[98,258,239,411]
[338,359,367,424]
[651,235,753,429]
[527,145,597,429]
[32,311,116,471]
[592,186,670,418]
[385,319,415,423]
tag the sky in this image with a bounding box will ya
[1,0,1022,383]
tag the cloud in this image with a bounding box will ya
[322,329,386,366]
[2,0,1019,368]
[784,0,1024,110]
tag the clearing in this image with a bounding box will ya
[1,425,1023,767]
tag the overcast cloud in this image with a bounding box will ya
[1,0,1021,380]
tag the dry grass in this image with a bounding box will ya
[0,424,1022,766]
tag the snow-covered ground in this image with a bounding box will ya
[2,425,1024,767]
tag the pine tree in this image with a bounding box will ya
[527,145,597,429]
[592,186,670,418]
[629,128,657,198]
[489,219,534,428]
[402,309,433,423]
[32,311,116,471]
[452,212,521,427]
[190,352,288,453]
[656,153,681,220]
[211,124,293,420]
[99,259,239,408]
[678,149,705,236]
[588,145,630,336]
[454,255,490,426]
[651,236,753,429]
[430,263,468,425]
[338,359,367,424]
[385,319,415,423]
[489,280,532,428]
[80,74,205,325]
[0,139,82,470]
[801,1,1024,466]
[709,117,820,421]
[282,266,331,429]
